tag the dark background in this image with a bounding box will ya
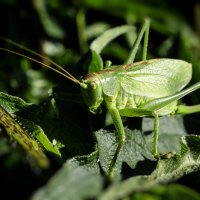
[0,0,200,199]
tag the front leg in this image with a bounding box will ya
[106,101,125,178]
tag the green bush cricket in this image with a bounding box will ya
[1,18,200,178]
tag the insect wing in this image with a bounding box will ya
[120,59,192,98]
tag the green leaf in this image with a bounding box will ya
[0,92,62,159]
[178,26,200,100]
[31,152,103,200]
[99,135,200,200]
[90,25,135,54]
[96,127,154,178]
[131,184,200,200]
[96,115,188,179]
[0,92,31,113]
[16,116,61,158]
[88,50,103,72]
[151,135,200,182]
[0,105,49,168]
[33,0,65,39]
[143,116,188,154]
[82,0,187,34]
[85,22,110,40]
[0,91,94,161]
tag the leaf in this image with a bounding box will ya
[143,116,188,154]
[88,50,104,73]
[33,0,65,39]
[90,25,135,54]
[16,116,61,158]
[0,92,61,159]
[131,184,200,200]
[0,92,31,113]
[0,91,94,161]
[82,0,187,34]
[85,22,110,40]
[0,105,49,168]
[178,25,200,100]
[99,135,200,200]
[31,117,190,199]
[142,116,187,136]
[31,152,103,200]
[96,127,154,178]
[151,135,200,182]
[76,49,104,74]
[96,114,189,179]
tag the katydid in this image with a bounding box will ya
[1,18,200,178]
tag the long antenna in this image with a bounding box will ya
[0,35,82,85]
[0,47,81,85]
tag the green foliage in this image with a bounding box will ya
[32,152,102,200]
[31,134,200,200]
[0,0,200,199]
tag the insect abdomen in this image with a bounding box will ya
[115,88,152,110]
